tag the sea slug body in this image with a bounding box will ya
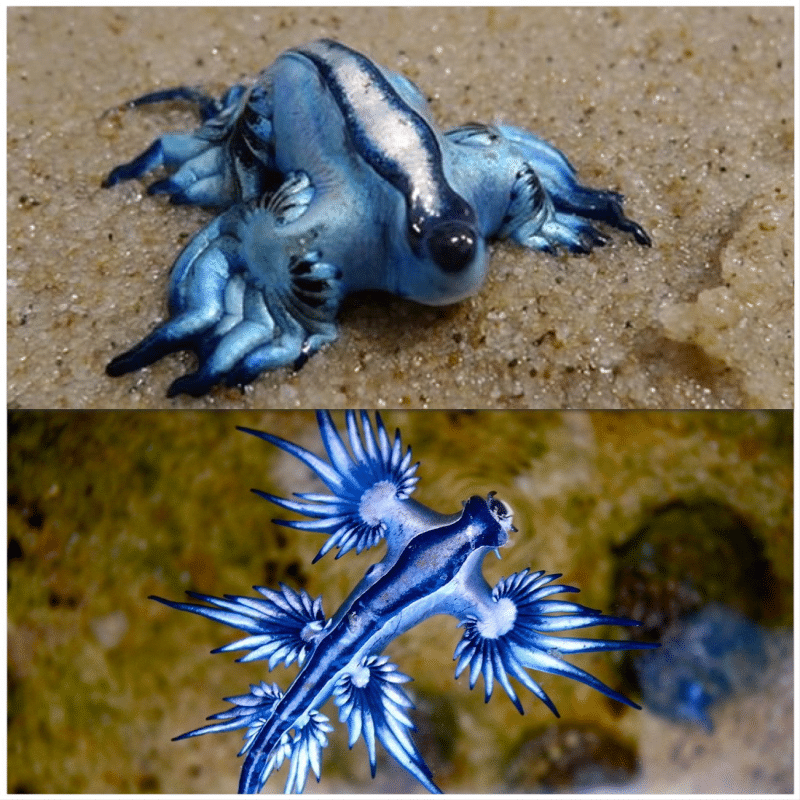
[103,40,651,397]
[151,412,658,792]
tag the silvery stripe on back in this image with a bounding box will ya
[291,39,465,242]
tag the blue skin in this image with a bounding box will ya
[151,412,659,793]
[103,39,651,397]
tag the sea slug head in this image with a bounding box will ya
[401,199,488,306]
[486,490,516,538]
[460,492,516,552]
[425,217,479,274]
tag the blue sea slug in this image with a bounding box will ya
[635,602,768,732]
[151,412,658,792]
[103,40,651,396]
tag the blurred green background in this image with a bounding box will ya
[7,410,792,792]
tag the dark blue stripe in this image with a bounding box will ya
[295,40,438,200]
[293,40,475,249]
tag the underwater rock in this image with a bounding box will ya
[503,720,638,791]
[612,499,775,639]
